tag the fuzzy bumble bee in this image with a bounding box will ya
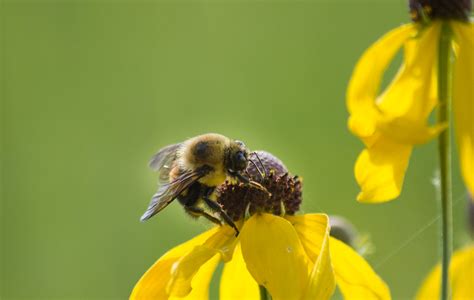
[140,133,268,236]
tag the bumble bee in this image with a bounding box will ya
[140,133,268,236]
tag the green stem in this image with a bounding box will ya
[437,21,453,300]
[259,285,271,300]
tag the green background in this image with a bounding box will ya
[1,1,470,299]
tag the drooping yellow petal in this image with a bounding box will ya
[330,237,391,300]
[349,23,447,203]
[355,135,412,202]
[286,214,336,300]
[167,225,237,297]
[374,22,444,146]
[377,22,441,122]
[415,245,474,300]
[130,227,219,300]
[377,118,446,145]
[220,244,260,300]
[451,21,474,197]
[239,213,311,300]
[347,24,417,139]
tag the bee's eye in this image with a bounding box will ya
[233,151,247,171]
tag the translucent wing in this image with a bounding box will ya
[149,143,181,182]
[140,166,211,222]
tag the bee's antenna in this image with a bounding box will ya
[233,171,271,196]
[249,180,271,197]
[251,152,267,177]
[245,169,252,178]
[248,159,265,180]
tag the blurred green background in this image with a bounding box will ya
[1,0,470,299]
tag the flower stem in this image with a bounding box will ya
[259,285,271,300]
[437,21,453,300]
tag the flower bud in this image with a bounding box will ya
[329,216,358,247]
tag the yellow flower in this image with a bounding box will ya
[130,213,390,300]
[346,17,473,203]
[130,152,390,300]
[415,245,474,300]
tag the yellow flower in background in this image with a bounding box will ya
[346,6,473,203]
[130,152,390,300]
[415,245,474,300]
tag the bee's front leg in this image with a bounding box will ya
[202,187,240,237]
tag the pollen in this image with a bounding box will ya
[217,151,303,221]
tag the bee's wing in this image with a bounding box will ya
[149,143,181,182]
[140,166,210,222]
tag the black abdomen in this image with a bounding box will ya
[177,181,203,207]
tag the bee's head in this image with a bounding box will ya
[225,140,249,174]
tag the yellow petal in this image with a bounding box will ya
[286,214,336,300]
[347,24,417,139]
[285,214,329,264]
[220,244,260,300]
[373,23,443,146]
[330,237,391,300]
[355,135,412,202]
[377,23,441,122]
[170,255,220,300]
[304,229,335,300]
[377,117,447,145]
[130,227,219,300]
[167,226,237,297]
[239,213,311,300]
[451,21,474,197]
[416,245,474,300]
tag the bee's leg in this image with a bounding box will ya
[202,188,240,236]
[184,206,222,226]
[202,197,240,236]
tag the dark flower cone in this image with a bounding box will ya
[217,151,303,221]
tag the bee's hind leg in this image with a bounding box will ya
[202,196,240,237]
[184,206,222,226]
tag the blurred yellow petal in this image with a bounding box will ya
[378,23,441,121]
[373,23,443,147]
[448,245,474,299]
[220,244,260,300]
[330,237,391,300]
[377,117,447,145]
[355,136,412,202]
[286,214,335,300]
[167,226,237,297]
[240,213,311,300]
[348,108,380,142]
[130,227,219,300]
[348,23,446,203]
[347,24,416,139]
[452,21,474,196]
[416,245,474,300]
[416,264,441,299]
